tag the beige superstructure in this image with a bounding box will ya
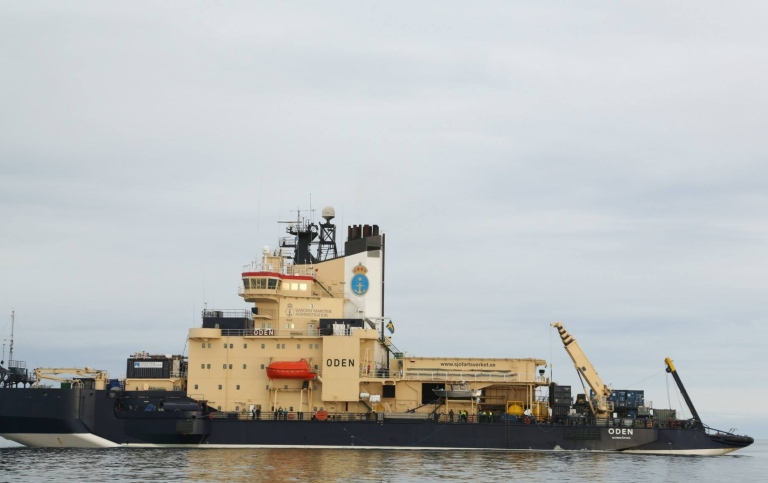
[177,214,549,419]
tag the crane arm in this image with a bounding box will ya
[665,357,704,429]
[34,367,108,389]
[551,322,613,417]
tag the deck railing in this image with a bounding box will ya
[206,411,702,430]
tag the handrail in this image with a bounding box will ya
[241,262,318,277]
[200,409,715,430]
[203,309,253,319]
[402,371,547,384]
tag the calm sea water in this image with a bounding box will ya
[1,439,766,483]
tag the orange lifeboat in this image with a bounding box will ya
[266,359,317,380]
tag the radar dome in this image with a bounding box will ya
[322,206,336,222]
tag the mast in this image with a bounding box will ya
[316,206,338,261]
[665,357,704,429]
[9,310,14,364]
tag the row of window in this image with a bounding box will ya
[200,364,252,370]
[275,343,321,349]
[243,278,279,290]
[192,383,248,391]
[198,363,320,370]
[201,343,321,350]
[243,278,310,292]
[192,383,319,393]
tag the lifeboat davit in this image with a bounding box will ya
[266,359,317,380]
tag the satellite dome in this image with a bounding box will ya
[322,206,336,222]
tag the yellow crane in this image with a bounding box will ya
[33,367,109,390]
[551,322,613,419]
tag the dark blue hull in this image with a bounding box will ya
[0,388,753,455]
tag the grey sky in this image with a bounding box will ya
[2,2,767,437]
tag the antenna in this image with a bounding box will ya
[201,266,206,317]
[550,326,554,385]
[9,310,15,363]
[255,177,263,262]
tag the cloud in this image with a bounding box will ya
[2,1,767,437]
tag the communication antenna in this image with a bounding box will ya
[9,310,15,364]
[317,206,337,260]
[254,177,263,262]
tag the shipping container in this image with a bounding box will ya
[653,409,677,420]
[549,384,572,406]
[126,354,187,379]
[552,406,569,417]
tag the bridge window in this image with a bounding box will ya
[243,278,250,289]
[268,279,279,289]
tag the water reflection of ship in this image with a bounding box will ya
[184,448,388,483]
